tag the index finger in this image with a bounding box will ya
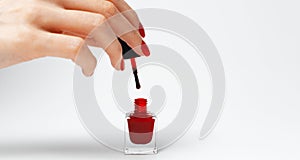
[55,0,145,37]
[108,0,145,37]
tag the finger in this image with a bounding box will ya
[101,5,148,56]
[55,0,145,37]
[35,6,125,68]
[36,30,97,76]
[40,8,118,50]
[64,27,124,71]
[105,38,124,71]
[108,0,145,37]
[96,1,149,56]
[36,7,106,38]
[56,0,150,56]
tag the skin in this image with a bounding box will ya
[0,0,149,76]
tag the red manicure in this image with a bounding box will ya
[141,41,150,56]
[139,23,145,38]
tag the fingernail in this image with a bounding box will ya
[121,59,125,71]
[75,45,97,77]
[139,23,145,38]
[141,40,150,56]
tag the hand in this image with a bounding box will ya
[0,0,149,76]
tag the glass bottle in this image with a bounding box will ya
[124,98,157,154]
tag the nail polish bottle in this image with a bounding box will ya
[124,98,157,154]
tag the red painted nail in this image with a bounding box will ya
[139,23,145,38]
[141,41,150,56]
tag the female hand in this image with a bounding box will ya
[0,0,149,76]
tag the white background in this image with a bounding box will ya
[1,0,300,159]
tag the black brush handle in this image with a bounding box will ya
[133,69,141,89]
[118,38,140,59]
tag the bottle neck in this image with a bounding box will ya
[134,98,147,113]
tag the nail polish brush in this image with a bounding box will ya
[118,38,141,89]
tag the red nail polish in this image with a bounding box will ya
[139,23,145,38]
[125,98,157,154]
[121,59,125,71]
[141,41,150,56]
